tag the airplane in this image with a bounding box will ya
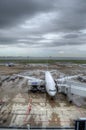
[17,70,82,97]
[5,62,14,67]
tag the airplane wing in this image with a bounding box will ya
[17,74,43,82]
[56,74,83,82]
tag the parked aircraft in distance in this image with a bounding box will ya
[5,62,14,67]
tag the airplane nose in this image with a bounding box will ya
[50,91,56,97]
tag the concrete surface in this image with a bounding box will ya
[0,63,86,127]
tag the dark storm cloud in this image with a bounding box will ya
[0,0,86,49]
[0,0,55,28]
[46,0,86,33]
[63,34,79,39]
[43,40,86,48]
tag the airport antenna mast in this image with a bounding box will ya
[47,56,51,71]
[47,59,48,71]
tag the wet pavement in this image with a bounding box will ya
[0,63,86,127]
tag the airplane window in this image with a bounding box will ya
[49,89,56,91]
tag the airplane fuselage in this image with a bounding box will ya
[45,71,57,96]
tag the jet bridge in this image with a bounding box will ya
[57,80,86,97]
[66,80,86,97]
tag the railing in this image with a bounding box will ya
[0,119,86,130]
[0,126,74,130]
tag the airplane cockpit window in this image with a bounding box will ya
[49,89,56,91]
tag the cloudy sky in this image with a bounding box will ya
[0,0,86,57]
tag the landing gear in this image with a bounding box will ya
[29,85,45,93]
[51,97,55,100]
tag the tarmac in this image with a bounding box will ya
[0,63,86,127]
